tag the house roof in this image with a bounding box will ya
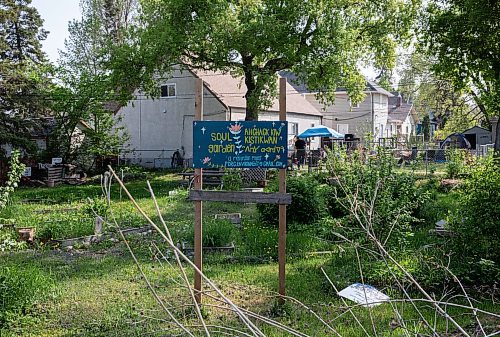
[192,69,322,117]
[388,103,414,123]
[279,71,394,97]
[387,93,418,123]
[462,126,491,134]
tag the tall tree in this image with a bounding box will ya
[117,0,420,121]
[424,0,500,150]
[398,51,483,139]
[50,0,137,165]
[0,0,48,155]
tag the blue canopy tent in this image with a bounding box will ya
[297,125,345,139]
[295,125,344,171]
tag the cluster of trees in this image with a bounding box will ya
[1,0,499,163]
[0,0,134,167]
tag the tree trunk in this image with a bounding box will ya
[242,57,259,121]
[493,116,500,155]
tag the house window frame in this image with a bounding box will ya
[337,124,349,134]
[349,100,360,108]
[289,122,299,136]
[160,83,176,98]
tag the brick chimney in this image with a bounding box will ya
[396,93,402,108]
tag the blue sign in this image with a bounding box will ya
[193,121,288,169]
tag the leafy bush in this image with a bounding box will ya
[222,170,243,191]
[0,226,27,252]
[0,150,25,209]
[449,154,500,283]
[0,265,56,323]
[325,149,429,248]
[257,173,326,232]
[82,196,109,218]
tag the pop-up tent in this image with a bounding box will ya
[440,133,471,149]
[297,125,345,139]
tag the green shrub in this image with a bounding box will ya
[449,154,500,284]
[82,196,109,218]
[257,173,326,232]
[222,170,243,191]
[0,265,56,323]
[325,149,430,248]
[0,227,27,252]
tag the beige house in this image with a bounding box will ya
[280,72,394,141]
[116,67,322,168]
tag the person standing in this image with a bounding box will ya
[294,136,306,169]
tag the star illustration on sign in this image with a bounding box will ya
[264,154,269,160]
[201,127,206,134]
[272,121,276,127]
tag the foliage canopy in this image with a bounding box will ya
[118,0,420,120]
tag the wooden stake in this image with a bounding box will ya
[278,77,287,304]
[194,78,203,303]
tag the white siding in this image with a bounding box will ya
[116,69,226,168]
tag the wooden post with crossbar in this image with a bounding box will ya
[194,78,203,304]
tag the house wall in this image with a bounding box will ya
[116,69,227,168]
[304,92,389,142]
[373,93,389,140]
[464,127,492,149]
[230,108,322,150]
[401,114,415,138]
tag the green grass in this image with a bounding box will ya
[1,172,498,336]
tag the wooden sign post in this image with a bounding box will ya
[194,78,203,304]
[191,77,290,305]
[278,77,287,303]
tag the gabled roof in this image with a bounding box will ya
[462,126,491,134]
[279,71,394,97]
[387,93,418,123]
[388,103,414,123]
[192,69,322,116]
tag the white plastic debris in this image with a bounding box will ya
[337,283,390,307]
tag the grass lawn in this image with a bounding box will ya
[1,171,498,336]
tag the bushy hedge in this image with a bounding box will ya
[257,173,326,232]
[324,149,429,248]
[450,154,500,283]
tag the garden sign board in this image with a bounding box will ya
[193,121,288,169]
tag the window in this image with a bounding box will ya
[311,123,315,128]
[349,100,360,108]
[337,124,349,135]
[289,122,298,135]
[160,84,176,98]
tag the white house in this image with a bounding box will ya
[116,67,322,168]
[280,72,394,142]
[386,93,419,142]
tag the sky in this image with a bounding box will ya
[30,0,379,80]
[31,0,81,63]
